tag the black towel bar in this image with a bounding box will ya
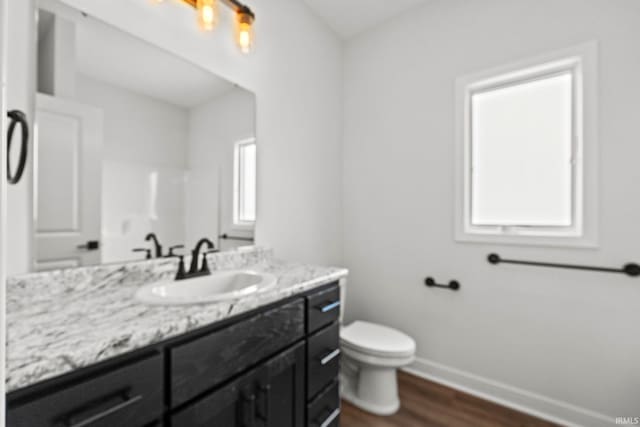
[219,234,254,242]
[425,277,460,291]
[487,253,640,277]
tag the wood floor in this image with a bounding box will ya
[340,371,560,427]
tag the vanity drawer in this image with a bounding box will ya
[7,354,163,427]
[307,284,340,334]
[307,322,340,399]
[307,380,340,427]
[171,299,305,407]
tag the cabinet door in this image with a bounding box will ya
[172,369,259,427]
[256,342,306,427]
[173,342,306,427]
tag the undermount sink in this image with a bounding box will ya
[135,270,277,305]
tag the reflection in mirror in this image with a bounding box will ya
[29,1,256,272]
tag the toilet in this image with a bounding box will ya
[340,321,416,415]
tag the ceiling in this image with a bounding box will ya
[301,0,429,39]
[74,14,235,109]
[39,6,235,109]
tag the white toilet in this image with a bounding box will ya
[340,321,416,415]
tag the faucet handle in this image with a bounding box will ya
[199,252,211,274]
[132,248,152,259]
[167,245,185,257]
[170,254,186,280]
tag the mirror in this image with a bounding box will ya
[27,0,256,271]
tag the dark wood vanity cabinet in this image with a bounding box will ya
[6,282,341,427]
[173,342,306,427]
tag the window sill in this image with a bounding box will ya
[454,230,598,249]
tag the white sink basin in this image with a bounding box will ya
[136,270,277,305]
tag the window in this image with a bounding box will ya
[233,138,256,227]
[455,43,598,247]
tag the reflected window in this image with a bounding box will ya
[234,138,257,226]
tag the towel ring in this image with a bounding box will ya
[7,110,29,185]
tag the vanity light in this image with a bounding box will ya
[154,0,256,54]
[197,0,219,31]
[235,6,254,54]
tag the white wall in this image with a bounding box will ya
[0,0,8,422]
[187,88,255,250]
[59,0,344,266]
[76,75,188,169]
[343,0,640,425]
[76,74,189,262]
[6,0,35,275]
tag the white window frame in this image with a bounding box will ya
[233,138,257,229]
[454,42,598,248]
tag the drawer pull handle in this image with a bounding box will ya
[319,349,341,365]
[317,301,340,313]
[256,384,271,422]
[241,393,256,427]
[64,394,143,427]
[316,407,340,427]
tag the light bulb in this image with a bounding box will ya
[197,0,219,31]
[235,8,254,54]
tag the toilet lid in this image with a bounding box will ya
[341,321,416,358]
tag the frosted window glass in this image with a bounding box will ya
[471,73,573,226]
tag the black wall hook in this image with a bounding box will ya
[488,253,640,277]
[425,277,460,291]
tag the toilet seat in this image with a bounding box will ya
[341,321,416,359]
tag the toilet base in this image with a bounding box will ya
[341,364,401,416]
[342,386,400,416]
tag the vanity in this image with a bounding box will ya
[6,249,347,427]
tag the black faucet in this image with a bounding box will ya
[145,233,163,258]
[188,238,216,276]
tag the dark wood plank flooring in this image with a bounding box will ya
[340,371,561,427]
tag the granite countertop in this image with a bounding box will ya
[6,250,347,392]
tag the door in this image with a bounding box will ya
[258,341,306,427]
[34,94,102,271]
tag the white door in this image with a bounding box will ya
[34,94,102,271]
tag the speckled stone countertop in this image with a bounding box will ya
[6,247,348,393]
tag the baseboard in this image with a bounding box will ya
[403,357,615,427]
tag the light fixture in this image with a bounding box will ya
[235,6,254,54]
[154,0,256,54]
[197,0,219,31]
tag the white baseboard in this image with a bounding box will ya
[403,357,615,427]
